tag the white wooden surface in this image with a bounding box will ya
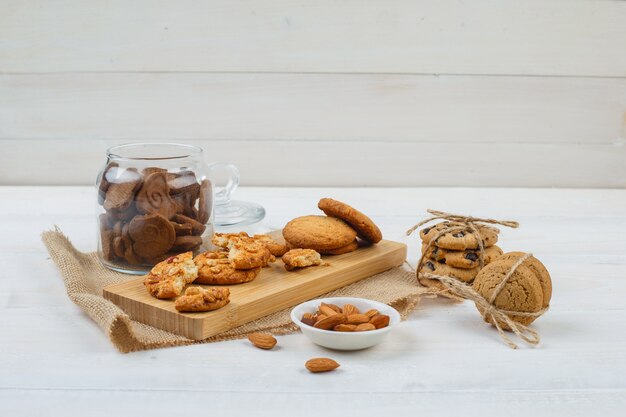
[1,186,625,416]
[1,0,625,187]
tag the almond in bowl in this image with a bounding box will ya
[290,297,400,351]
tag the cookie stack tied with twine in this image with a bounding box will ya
[407,210,515,291]
[407,210,552,349]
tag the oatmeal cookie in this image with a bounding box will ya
[282,215,356,251]
[319,240,359,255]
[472,256,545,329]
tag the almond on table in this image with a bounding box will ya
[247,333,277,350]
[305,358,340,373]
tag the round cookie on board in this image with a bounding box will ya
[318,198,383,244]
[283,215,357,251]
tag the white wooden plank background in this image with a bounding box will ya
[1,0,625,76]
[1,186,625,416]
[1,0,625,187]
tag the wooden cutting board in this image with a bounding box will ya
[103,239,407,340]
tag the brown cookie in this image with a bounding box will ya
[97,162,119,205]
[496,252,552,308]
[194,251,261,285]
[318,198,382,244]
[142,167,168,176]
[128,213,176,259]
[282,248,323,271]
[100,231,115,261]
[418,259,480,283]
[171,235,203,252]
[420,221,499,250]
[282,215,357,251]
[319,240,359,255]
[171,221,193,236]
[174,286,230,312]
[174,214,206,236]
[103,168,142,212]
[472,258,545,329]
[168,170,201,197]
[197,179,211,224]
[121,223,143,265]
[421,244,503,269]
[136,172,179,219]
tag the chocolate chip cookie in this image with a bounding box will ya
[421,243,503,269]
[420,221,499,250]
[418,259,480,283]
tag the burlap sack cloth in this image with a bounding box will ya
[42,228,427,353]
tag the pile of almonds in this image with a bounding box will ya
[301,302,390,332]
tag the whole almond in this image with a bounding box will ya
[314,313,328,323]
[302,312,314,320]
[301,316,317,327]
[314,314,346,330]
[247,333,277,349]
[342,304,360,316]
[334,324,357,332]
[346,313,370,325]
[354,323,376,332]
[305,358,340,373]
[364,309,379,318]
[319,303,339,317]
[369,314,390,329]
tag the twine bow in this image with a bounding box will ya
[407,210,547,349]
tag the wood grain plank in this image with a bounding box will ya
[1,0,625,76]
[1,139,624,187]
[1,73,624,144]
[103,240,406,339]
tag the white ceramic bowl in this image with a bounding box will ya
[290,297,401,351]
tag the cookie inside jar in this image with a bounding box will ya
[97,144,213,274]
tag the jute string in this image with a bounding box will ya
[406,210,547,349]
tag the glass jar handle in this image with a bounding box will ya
[208,162,240,206]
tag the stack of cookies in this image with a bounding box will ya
[417,221,503,290]
[280,198,383,270]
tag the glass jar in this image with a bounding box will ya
[96,143,236,274]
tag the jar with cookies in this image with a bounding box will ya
[96,143,236,274]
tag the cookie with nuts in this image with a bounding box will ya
[194,250,261,284]
[174,286,230,312]
[143,252,198,299]
[282,248,323,271]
